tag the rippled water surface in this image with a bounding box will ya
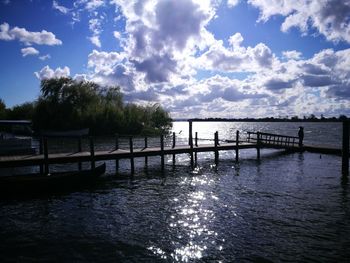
[0,122,349,262]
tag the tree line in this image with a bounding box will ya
[0,77,172,135]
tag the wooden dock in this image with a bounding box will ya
[0,129,347,175]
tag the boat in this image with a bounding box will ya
[0,120,36,156]
[0,163,106,195]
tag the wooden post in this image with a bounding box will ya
[39,136,44,175]
[235,130,239,162]
[257,132,261,160]
[172,132,176,165]
[214,131,219,166]
[43,137,49,174]
[190,132,194,169]
[115,134,119,171]
[194,132,198,165]
[145,136,148,168]
[78,137,82,171]
[89,137,95,169]
[160,134,165,171]
[189,120,193,145]
[129,136,134,174]
[342,121,349,176]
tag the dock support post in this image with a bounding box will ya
[161,134,165,171]
[43,137,49,174]
[172,132,176,165]
[342,121,349,176]
[129,136,134,174]
[89,137,95,169]
[214,131,219,166]
[144,137,148,168]
[78,137,82,171]
[257,132,261,160]
[195,132,198,166]
[115,134,119,171]
[190,132,194,169]
[189,120,193,146]
[39,136,44,175]
[235,130,239,162]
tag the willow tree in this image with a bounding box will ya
[32,77,172,135]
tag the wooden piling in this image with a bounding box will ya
[257,132,261,160]
[145,136,148,168]
[194,132,198,165]
[160,134,165,171]
[39,136,44,175]
[342,121,349,176]
[172,132,176,165]
[78,137,82,171]
[235,130,239,162]
[115,134,119,171]
[189,120,193,145]
[89,137,95,169]
[190,132,194,169]
[129,136,134,174]
[214,131,219,166]
[43,137,49,174]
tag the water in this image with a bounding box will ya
[1,122,349,262]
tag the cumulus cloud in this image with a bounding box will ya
[0,22,62,45]
[197,36,276,73]
[21,47,39,57]
[34,65,70,80]
[88,49,125,73]
[42,0,350,117]
[282,50,302,60]
[248,0,350,43]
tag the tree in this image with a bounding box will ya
[32,77,172,135]
[8,102,35,120]
[0,98,6,119]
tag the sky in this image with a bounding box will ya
[0,0,350,119]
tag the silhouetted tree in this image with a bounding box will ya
[0,99,6,119]
[33,77,172,135]
[7,102,35,120]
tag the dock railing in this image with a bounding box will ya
[247,131,299,148]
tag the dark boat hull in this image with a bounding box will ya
[0,163,106,195]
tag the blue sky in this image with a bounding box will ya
[0,0,350,118]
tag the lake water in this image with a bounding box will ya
[0,122,349,262]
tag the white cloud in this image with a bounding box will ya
[248,0,350,43]
[34,65,70,80]
[52,0,70,14]
[0,22,62,45]
[86,0,104,10]
[87,49,125,73]
[282,50,302,60]
[228,32,244,48]
[227,0,240,8]
[113,31,121,40]
[88,18,102,47]
[21,47,39,57]
[89,35,101,48]
[45,0,350,118]
[39,54,51,61]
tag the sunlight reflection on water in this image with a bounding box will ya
[0,122,348,262]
